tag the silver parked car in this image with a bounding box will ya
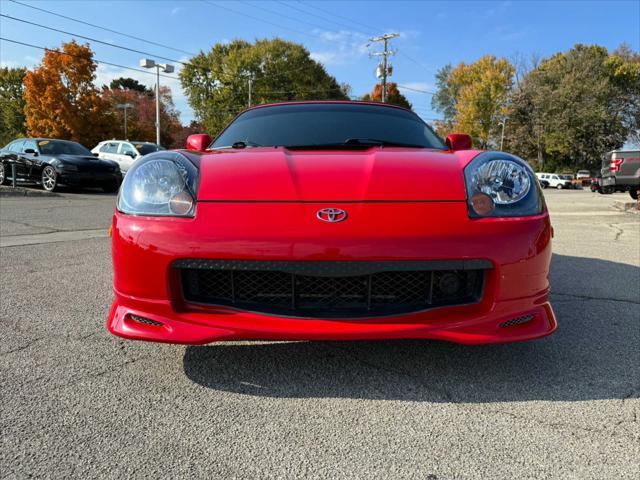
[91,140,164,173]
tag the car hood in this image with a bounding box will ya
[55,154,114,166]
[195,147,481,201]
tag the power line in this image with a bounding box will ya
[292,1,433,75]
[240,0,333,32]
[396,84,436,94]
[201,0,314,38]
[297,0,379,34]
[0,37,180,81]
[276,0,370,35]
[1,37,343,98]
[0,14,189,67]
[4,2,316,82]
[7,0,197,56]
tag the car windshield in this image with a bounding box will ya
[211,103,446,150]
[38,140,91,156]
[133,143,164,155]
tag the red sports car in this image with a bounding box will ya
[108,101,556,345]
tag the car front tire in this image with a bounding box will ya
[41,166,58,192]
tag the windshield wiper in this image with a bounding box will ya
[343,138,427,148]
[212,140,262,149]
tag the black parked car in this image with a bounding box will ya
[0,138,122,192]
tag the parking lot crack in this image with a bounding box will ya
[607,223,624,241]
[2,219,61,234]
[487,408,636,441]
[0,338,40,356]
[551,291,640,305]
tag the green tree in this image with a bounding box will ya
[431,56,514,148]
[179,38,349,134]
[0,67,27,146]
[361,82,412,109]
[108,77,150,93]
[431,64,456,128]
[508,44,640,170]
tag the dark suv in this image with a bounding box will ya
[601,149,640,199]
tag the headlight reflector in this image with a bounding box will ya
[118,152,198,216]
[465,153,542,217]
[473,159,530,204]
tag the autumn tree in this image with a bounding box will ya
[169,120,204,150]
[0,67,27,146]
[432,55,514,148]
[507,44,640,170]
[361,83,412,109]
[180,38,349,134]
[102,85,182,147]
[23,41,111,147]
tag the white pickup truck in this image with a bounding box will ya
[536,173,573,189]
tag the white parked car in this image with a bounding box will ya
[91,140,164,173]
[536,172,572,189]
[576,170,591,180]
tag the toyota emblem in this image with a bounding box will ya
[316,208,347,223]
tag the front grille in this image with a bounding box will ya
[176,260,488,318]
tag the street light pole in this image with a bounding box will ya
[155,65,161,145]
[116,103,133,139]
[499,118,507,151]
[140,59,174,146]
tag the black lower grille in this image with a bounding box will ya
[176,260,488,318]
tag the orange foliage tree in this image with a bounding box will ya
[23,41,111,147]
[361,82,412,110]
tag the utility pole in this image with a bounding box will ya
[116,103,133,139]
[368,33,399,103]
[248,76,253,107]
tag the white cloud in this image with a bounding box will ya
[309,29,369,66]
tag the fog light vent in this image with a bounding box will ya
[500,314,534,328]
[129,314,164,327]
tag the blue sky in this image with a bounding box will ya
[1,0,639,125]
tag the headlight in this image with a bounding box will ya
[464,152,543,217]
[118,152,198,217]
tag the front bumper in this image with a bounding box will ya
[58,170,122,187]
[108,202,556,345]
[602,176,640,188]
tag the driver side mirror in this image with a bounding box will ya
[125,151,136,158]
[24,148,38,156]
[186,134,212,152]
[446,134,472,151]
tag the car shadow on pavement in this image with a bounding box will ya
[183,254,640,402]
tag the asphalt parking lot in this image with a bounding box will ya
[1,188,638,479]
